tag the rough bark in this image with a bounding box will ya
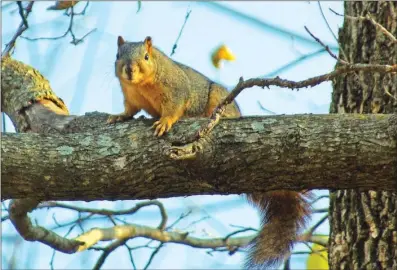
[1,57,70,132]
[329,2,397,270]
[2,113,396,200]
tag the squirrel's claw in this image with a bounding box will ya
[152,117,173,136]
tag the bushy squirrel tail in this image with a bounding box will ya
[245,191,312,269]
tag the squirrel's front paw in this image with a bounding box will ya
[152,116,174,136]
[107,114,129,124]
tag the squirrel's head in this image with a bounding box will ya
[115,36,156,85]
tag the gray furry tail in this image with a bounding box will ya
[244,191,312,269]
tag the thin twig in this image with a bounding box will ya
[170,6,192,56]
[262,48,326,77]
[166,210,192,230]
[2,1,34,58]
[292,249,327,255]
[136,0,142,13]
[179,215,211,231]
[257,101,277,115]
[317,2,348,61]
[311,195,329,205]
[143,242,164,270]
[93,239,127,270]
[312,208,329,214]
[125,244,137,270]
[38,200,168,230]
[17,1,28,27]
[308,214,328,235]
[21,5,96,45]
[302,240,328,261]
[223,228,257,242]
[304,26,349,65]
[72,1,89,15]
[49,249,56,270]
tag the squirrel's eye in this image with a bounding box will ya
[144,53,149,61]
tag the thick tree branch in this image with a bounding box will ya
[1,57,71,132]
[2,113,397,200]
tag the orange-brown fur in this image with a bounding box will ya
[108,35,311,269]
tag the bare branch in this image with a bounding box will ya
[22,5,96,45]
[170,6,192,56]
[125,244,137,270]
[307,214,329,236]
[38,200,168,230]
[61,223,254,254]
[166,211,193,230]
[292,249,327,255]
[299,214,329,247]
[2,1,34,58]
[143,242,164,270]
[49,248,56,270]
[311,195,329,205]
[17,1,28,28]
[304,26,349,65]
[5,198,332,264]
[312,208,328,214]
[317,2,348,61]
[93,239,127,270]
[169,63,397,160]
[330,8,397,43]
[8,199,84,253]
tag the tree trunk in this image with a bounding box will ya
[329,2,397,269]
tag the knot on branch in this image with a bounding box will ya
[167,140,205,160]
[167,135,215,160]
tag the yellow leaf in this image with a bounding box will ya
[211,44,236,69]
[306,241,329,270]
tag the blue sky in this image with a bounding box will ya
[2,1,343,269]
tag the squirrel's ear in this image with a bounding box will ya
[117,36,125,47]
[144,36,152,54]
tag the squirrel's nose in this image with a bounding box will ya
[125,64,132,80]
[125,64,132,75]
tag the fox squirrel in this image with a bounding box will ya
[108,35,311,269]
